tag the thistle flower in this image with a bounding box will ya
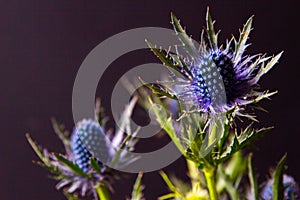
[71,119,108,173]
[261,175,300,200]
[146,8,282,114]
[26,99,138,199]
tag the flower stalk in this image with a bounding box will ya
[187,160,201,188]
[203,166,218,200]
[96,184,111,200]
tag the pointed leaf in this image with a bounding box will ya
[131,173,144,200]
[237,126,273,148]
[148,99,185,155]
[248,154,259,200]
[160,171,182,196]
[200,29,206,52]
[273,154,287,200]
[171,12,198,58]
[159,193,177,200]
[225,152,247,182]
[51,118,71,154]
[219,166,240,200]
[90,157,102,174]
[26,133,46,162]
[168,53,193,78]
[53,153,89,178]
[234,16,253,63]
[33,160,61,175]
[260,52,283,76]
[218,123,230,154]
[200,117,224,158]
[64,192,80,200]
[206,7,218,50]
[145,40,190,79]
[218,126,272,163]
[138,77,178,100]
[218,135,239,163]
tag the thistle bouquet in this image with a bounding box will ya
[27,8,299,200]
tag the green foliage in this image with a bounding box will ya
[27,127,112,199]
[272,154,287,200]
[218,126,273,163]
[51,118,71,154]
[205,7,218,51]
[138,77,178,100]
[141,8,286,200]
[233,15,253,63]
[170,12,198,58]
[147,97,186,155]
[145,40,190,80]
[247,154,259,200]
[53,153,89,178]
[26,133,47,163]
[252,52,283,84]
[26,7,292,200]
[90,157,102,174]
[130,173,144,200]
[159,171,209,200]
[64,192,80,200]
[26,98,141,200]
[218,167,239,200]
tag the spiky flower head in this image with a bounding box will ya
[26,99,138,199]
[146,8,282,115]
[261,175,300,200]
[71,119,108,172]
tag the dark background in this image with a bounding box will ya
[1,0,299,199]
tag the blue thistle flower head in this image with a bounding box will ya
[27,99,138,199]
[146,9,282,114]
[261,175,300,200]
[71,119,108,172]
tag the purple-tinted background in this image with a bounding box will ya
[0,0,299,199]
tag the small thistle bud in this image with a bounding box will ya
[71,119,109,172]
[261,175,300,200]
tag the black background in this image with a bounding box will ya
[1,0,299,199]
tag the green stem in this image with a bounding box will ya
[203,166,218,200]
[187,160,201,188]
[96,184,111,200]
